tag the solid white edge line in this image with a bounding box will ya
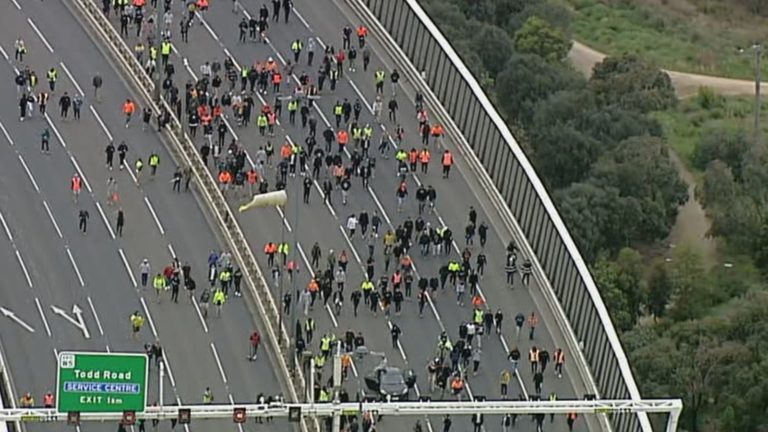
[14,250,32,288]
[59,62,84,97]
[17,155,40,193]
[144,197,165,235]
[27,18,53,53]
[0,210,14,242]
[95,201,116,239]
[42,201,63,238]
[210,343,228,384]
[65,247,85,287]
[89,105,114,141]
[87,296,105,336]
[35,297,52,337]
[118,248,138,287]
[0,120,14,145]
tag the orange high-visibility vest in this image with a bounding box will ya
[272,73,282,84]
[71,177,82,191]
[337,130,349,145]
[408,150,418,164]
[123,101,135,114]
[308,279,319,293]
[247,170,258,184]
[419,149,430,163]
[281,144,293,159]
[442,152,453,166]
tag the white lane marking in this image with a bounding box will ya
[118,248,138,288]
[10,0,20,10]
[0,45,7,61]
[0,307,35,333]
[0,210,14,242]
[161,356,177,388]
[69,155,93,193]
[196,14,220,41]
[89,106,113,141]
[0,121,14,145]
[139,297,159,338]
[87,296,105,336]
[191,297,209,333]
[144,197,165,235]
[65,247,85,287]
[35,297,52,337]
[42,201,63,238]
[17,155,40,193]
[14,250,32,288]
[95,201,116,239]
[27,18,53,53]
[59,62,84,96]
[338,226,363,267]
[167,243,176,258]
[292,8,312,30]
[44,112,66,148]
[275,206,293,232]
[210,343,228,383]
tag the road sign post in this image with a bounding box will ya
[56,352,148,413]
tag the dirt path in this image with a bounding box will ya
[569,41,720,266]
[570,41,763,98]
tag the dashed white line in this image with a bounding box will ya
[275,207,293,232]
[95,201,116,239]
[27,18,53,53]
[15,250,32,288]
[17,155,40,193]
[161,356,177,388]
[69,155,93,193]
[210,343,228,383]
[87,296,105,336]
[191,297,209,333]
[292,9,312,30]
[143,197,165,235]
[0,121,14,145]
[139,297,159,338]
[10,0,20,10]
[0,210,14,242]
[42,201,63,239]
[44,113,66,148]
[89,106,113,141]
[59,62,84,96]
[118,248,138,288]
[167,243,176,258]
[65,247,85,287]
[35,298,52,337]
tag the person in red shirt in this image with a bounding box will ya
[249,330,261,361]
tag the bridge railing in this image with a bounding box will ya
[343,0,653,430]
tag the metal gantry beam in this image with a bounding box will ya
[4,400,681,431]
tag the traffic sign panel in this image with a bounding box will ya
[56,351,148,413]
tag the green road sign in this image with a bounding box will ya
[56,351,148,413]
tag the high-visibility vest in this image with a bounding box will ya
[337,130,349,145]
[308,280,319,293]
[71,177,81,191]
[375,71,385,83]
[291,41,303,52]
[431,124,444,136]
[123,101,135,114]
[334,104,343,115]
[153,275,165,289]
[409,150,418,164]
[43,394,54,406]
[442,152,453,166]
[272,72,282,84]
[419,150,430,163]
[161,41,172,55]
[247,170,258,184]
[47,69,57,82]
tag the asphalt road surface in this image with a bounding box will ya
[93,0,597,431]
[0,2,287,432]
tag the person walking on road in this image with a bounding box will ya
[92,73,102,101]
[78,209,89,234]
[130,311,144,340]
[40,128,50,154]
[139,259,151,288]
[115,208,125,237]
[249,330,261,361]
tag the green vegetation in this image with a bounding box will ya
[565,0,768,80]
[419,0,768,430]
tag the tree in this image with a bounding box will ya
[590,136,688,242]
[590,54,677,113]
[529,125,602,189]
[646,261,672,320]
[506,1,572,37]
[470,24,515,77]
[667,248,711,321]
[574,107,663,150]
[691,127,750,179]
[495,52,585,124]
[554,183,640,261]
[513,16,572,62]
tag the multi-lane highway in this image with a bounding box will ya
[0,2,288,432]
[93,0,594,431]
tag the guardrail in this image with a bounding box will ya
[64,1,310,429]
[0,345,17,432]
[343,0,653,430]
